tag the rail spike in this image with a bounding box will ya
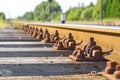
[44,34,50,43]
[43,29,50,43]
[69,37,106,61]
[50,30,60,43]
[113,65,120,79]
[44,30,65,43]
[26,26,30,34]
[103,61,120,79]
[43,29,50,39]
[53,33,80,50]
[32,28,38,38]
[29,27,34,36]
[27,27,32,34]
[23,25,29,33]
[36,28,43,40]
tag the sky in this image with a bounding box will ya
[0,0,97,19]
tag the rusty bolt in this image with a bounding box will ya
[92,50,102,60]
[51,30,60,43]
[116,65,120,71]
[90,37,94,42]
[36,28,43,40]
[71,48,80,56]
[43,29,49,39]
[68,41,76,50]
[32,28,38,38]
[89,45,102,57]
[105,61,117,74]
[63,33,76,50]
[45,29,48,33]
[55,30,59,36]
[40,28,43,32]
[113,65,120,79]
[54,41,64,50]
[68,33,73,39]
[44,34,50,43]
[84,37,97,57]
[76,49,85,59]
[113,71,120,79]
[69,48,85,61]
[89,37,96,47]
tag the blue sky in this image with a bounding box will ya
[0,0,97,18]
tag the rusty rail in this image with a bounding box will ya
[20,22,120,64]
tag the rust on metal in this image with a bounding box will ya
[36,28,43,40]
[53,41,64,50]
[42,29,50,43]
[29,27,34,36]
[69,48,85,61]
[20,23,120,64]
[63,33,76,50]
[32,28,38,38]
[70,37,104,61]
[44,34,51,43]
[102,61,120,79]
[105,61,117,74]
[43,29,49,38]
[50,30,60,43]
[113,65,120,79]
[53,33,76,50]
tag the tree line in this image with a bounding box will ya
[0,12,6,20]
[19,0,120,21]
[1,0,120,21]
[66,0,120,21]
[18,0,62,21]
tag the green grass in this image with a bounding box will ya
[102,18,120,22]
[0,20,7,29]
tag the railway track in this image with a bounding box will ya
[0,26,107,79]
[21,22,120,64]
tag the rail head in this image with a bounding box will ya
[22,22,120,37]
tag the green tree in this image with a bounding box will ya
[34,0,62,21]
[51,12,61,21]
[66,7,83,21]
[66,2,94,21]
[88,2,94,7]
[81,7,94,20]
[93,0,120,20]
[23,12,34,21]
[107,0,120,18]
[0,12,6,20]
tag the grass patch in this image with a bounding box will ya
[0,20,7,29]
[102,18,120,22]
[12,18,22,29]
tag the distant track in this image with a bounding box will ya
[23,22,120,30]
